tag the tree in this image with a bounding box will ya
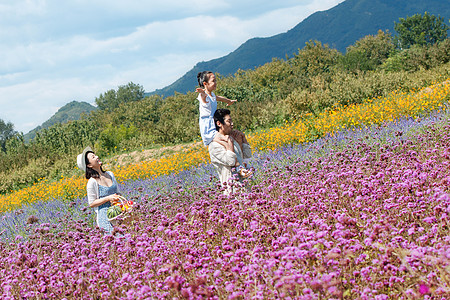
[95,82,145,111]
[0,119,17,152]
[291,40,342,78]
[394,12,449,49]
[341,30,395,71]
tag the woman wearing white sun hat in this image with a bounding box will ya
[77,146,120,234]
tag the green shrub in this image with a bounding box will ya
[0,157,52,193]
[284,62,450,117]
[98,124,139,154]
[116,133,160,152]
[383,39,450,71]
[151,92,198,144]
[340,30,395,72]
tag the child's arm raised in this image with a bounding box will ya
[216,95,237,106]
[196,88,208,104]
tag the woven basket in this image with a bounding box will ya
[107,195,133,225]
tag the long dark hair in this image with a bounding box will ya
[197,71,213,88]
[84,151,105,179]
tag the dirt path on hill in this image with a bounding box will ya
[104,141,203,168]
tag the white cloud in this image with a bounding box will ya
[0,79,83,129]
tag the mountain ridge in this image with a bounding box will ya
[151,0,450,97]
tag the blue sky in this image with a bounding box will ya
[0,0,344,134]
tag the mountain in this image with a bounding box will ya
[24,101,97,141]
[151,0,450,97]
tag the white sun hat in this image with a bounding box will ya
[76,146,93,171]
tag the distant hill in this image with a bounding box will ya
[151,0,450,97]
[24,101,96,141]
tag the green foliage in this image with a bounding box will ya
[217,60,294,130]
[394,12,449,49]
[97,124,138,154]
[24,101,97,142]
[215,43,341,130]
[383,39,450,71]
[34,120,99,155]
[95,82,145,111]
[284,87,319,119]
[340,30,395,72]
[291,40,342,81]
[90,94,162,134]
[151,92,199,144]
[152,0,450,97]
[5,133,25,156]
[0,157,51,193]
[0,119,100,193]
[0,119,17,152]
[381,52,407,72]
[284,61,450,117]
[113,133,158,152]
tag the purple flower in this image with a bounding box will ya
[419,284,430,295]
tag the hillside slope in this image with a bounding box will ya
[152,0,450,97]
[24,101,96,141]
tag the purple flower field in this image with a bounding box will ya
[1,112,450,299]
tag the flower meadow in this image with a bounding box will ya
[1,103,450,298]
[0,80,449,212]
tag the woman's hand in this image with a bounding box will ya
[106,194,119,204]
[89,193,120,208]
[230,130,245,149]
